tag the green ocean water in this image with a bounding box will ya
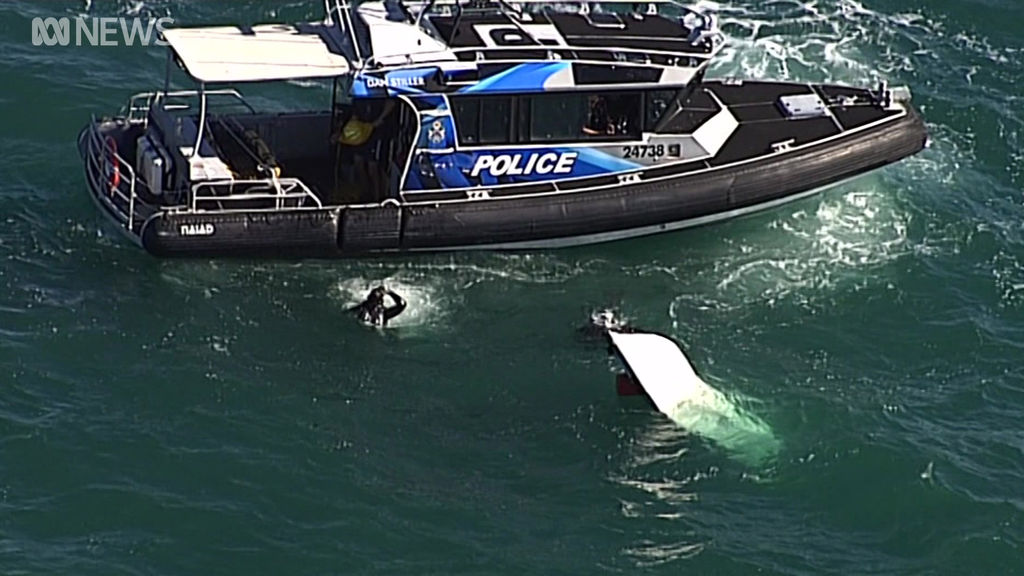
[2,0,1023,574]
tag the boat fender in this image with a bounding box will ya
[103,136,120,195]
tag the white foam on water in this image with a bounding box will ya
[400,253,592,287]
[643,176,912,314]
[992,252,1024,309]
[709,1,858,82]
[622,540,706,567]
[719,182,909,301]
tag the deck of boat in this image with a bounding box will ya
[657,80,904,169]
[428,9,717,56]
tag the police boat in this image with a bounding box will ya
[77,0,928,257]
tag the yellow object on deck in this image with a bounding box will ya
[339,118,374,146]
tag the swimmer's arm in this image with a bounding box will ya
[382,291,407,322]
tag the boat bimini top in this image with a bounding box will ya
[162,23,352,84]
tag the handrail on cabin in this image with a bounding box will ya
[325,0,722,71]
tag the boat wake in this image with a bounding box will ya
[400,253,593,287]
[705,0,937,85]
[708,181,910,309]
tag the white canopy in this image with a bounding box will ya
[162,24,351,83]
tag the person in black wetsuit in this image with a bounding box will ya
[351,286,406,327]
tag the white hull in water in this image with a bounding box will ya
[608,330,779,465]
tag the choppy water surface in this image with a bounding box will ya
[1,0,1022,574]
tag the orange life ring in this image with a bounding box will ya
[104,136,120,195]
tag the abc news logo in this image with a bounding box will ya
[31,17,173,47]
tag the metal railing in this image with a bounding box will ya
[400,0,710,16]
[82,117,146,232]
[121,89,257,126]
[85,120,322,233]
[325,0,365,63]
[190,177,324,212]
[364,43,718,71]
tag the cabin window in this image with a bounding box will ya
[516,91,642,143]
[597,92,642,139]
[526,93,588,142]
[451,96,513,145]
[452,98,481,144]
[572,64,662,86]
[480,97,512,144]
[644,89,680,131]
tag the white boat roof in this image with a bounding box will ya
[162,24,351,83]
[607,330,704,415]
[358,1,455,66]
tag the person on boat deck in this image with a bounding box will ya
[582,95,613,136]
[333,99,397,201]
[355,99,397,200]
[350,285,406,327]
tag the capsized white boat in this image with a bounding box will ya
[608,330,780,465]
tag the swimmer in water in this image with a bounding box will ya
[351,285,406,327]
[578,308,633,341]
